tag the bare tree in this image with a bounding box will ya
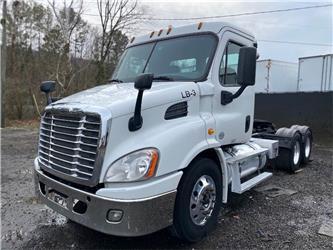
[48,0,91,94]
[96,0,143,80]
[4,0,107,121]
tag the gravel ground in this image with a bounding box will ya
[1,128,332,249]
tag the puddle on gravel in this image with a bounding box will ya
[255,185,297,198]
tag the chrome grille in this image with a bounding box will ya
[38,110,101,182]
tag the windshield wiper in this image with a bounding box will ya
[153,76,174,81]
[108,78,123,83]
[108,76,174,83]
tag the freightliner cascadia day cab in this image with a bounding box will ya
[35,22,313,242]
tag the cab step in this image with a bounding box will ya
[232,172,272,194]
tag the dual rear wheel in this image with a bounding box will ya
[275,126,312,172]
[290,125,313,164]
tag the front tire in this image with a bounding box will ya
[172,158,222,242]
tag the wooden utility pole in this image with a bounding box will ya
[1,0,7,128]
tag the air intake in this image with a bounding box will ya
[165,102,188,120]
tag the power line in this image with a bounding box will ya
[81,3,332,20]
[36,2,332,48]
[146,3,333,21]
[258,39,332,47]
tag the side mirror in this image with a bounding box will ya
[221,46,257,105]
[134,73,153,90]
[129,74,154,132]
[40,81,56,105]
[40,81,56,93]
[237,47,257,86]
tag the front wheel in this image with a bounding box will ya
[172,158,222,242]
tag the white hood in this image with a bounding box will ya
[51,82,198,118]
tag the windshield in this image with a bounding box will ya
[112,34,217,83]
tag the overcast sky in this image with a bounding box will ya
[23,0,333,62]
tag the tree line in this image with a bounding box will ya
[2,0,144,121]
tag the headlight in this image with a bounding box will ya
[104,148,159,182]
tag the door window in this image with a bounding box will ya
[219,42,243,86]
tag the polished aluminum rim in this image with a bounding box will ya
[305,137,311,158]
[190,175,216,226]
[293,141,301,165]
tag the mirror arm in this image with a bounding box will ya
[128,90,144,132]
[221,85,247,105]
[46,93,52,105]
[232,85,247,99]
[128,73,153,132]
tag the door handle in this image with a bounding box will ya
[245,115,251,133]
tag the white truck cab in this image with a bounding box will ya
[34,22,313,242]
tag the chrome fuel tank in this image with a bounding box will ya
[224,142,267,178]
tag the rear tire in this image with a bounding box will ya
[275,129,302,173]
[301,129,312,164]
[290,125,313,164]
[172,158,222,242]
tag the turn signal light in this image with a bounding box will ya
[145,150,159,178]
[208,128,215,135]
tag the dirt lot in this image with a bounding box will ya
[1,128,333,249]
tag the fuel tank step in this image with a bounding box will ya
[232,172,272,194]
[224,144,272,194]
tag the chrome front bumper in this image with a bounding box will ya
[34,168,177,236]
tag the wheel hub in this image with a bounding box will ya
[305,137,311,158]
[190,175,216,226]
[293,141,301,165]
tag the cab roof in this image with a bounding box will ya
[128,21,255,47]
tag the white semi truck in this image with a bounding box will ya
[34,22,313,242]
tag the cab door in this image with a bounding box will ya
[211,30,256,145]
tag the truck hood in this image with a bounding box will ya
[51,82,198,118]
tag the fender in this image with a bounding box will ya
[214,148,229,203]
